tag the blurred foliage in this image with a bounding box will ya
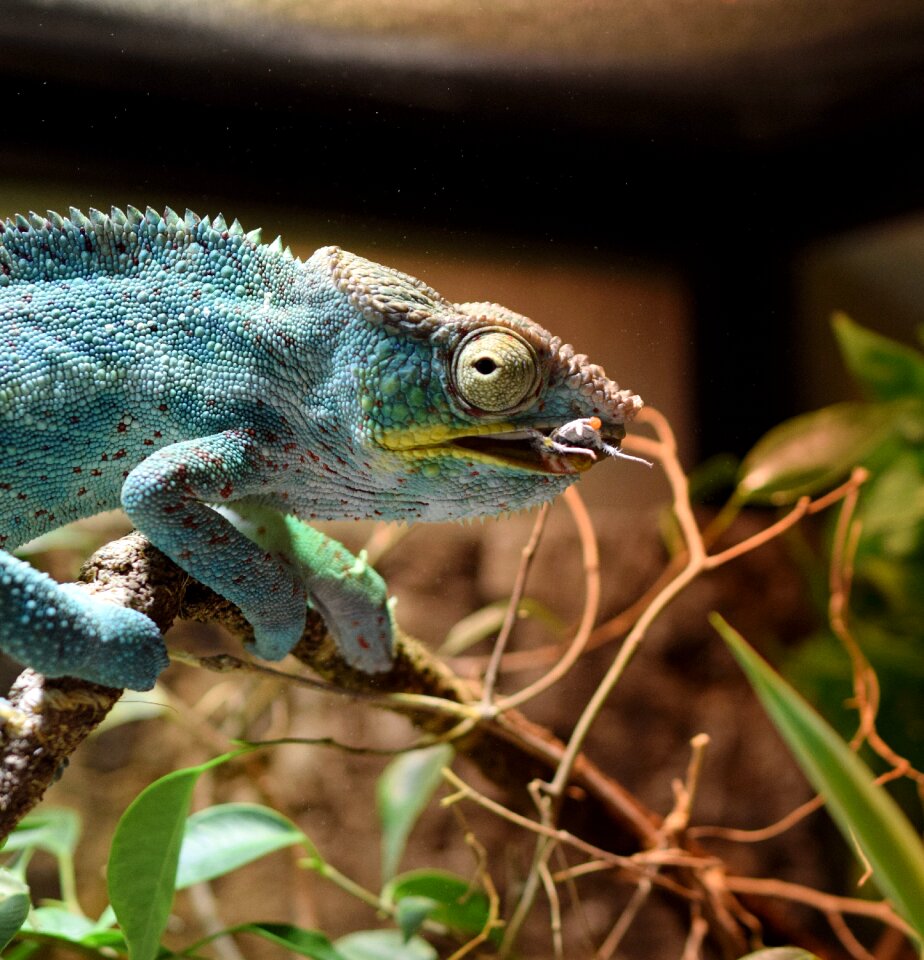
[735,315,924,774]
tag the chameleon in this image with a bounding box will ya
[0,206,642,690]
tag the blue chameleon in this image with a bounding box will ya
[0,206,642,689]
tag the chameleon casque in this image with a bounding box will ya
[0,206,642,690]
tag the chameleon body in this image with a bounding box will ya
[0,206,641,690]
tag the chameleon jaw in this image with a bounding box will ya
[378,424,602,475]
[448,432,595,474]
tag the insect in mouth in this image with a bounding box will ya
[538,417,652,468]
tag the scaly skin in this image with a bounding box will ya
[0,206,642,689]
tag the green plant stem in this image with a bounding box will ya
[300,856,387,915]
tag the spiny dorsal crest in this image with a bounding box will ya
[0,206,291,284]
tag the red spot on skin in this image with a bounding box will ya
[77,487,87,496]
[114,449,126,459]
[283,443,297,452]
[181,515,199,529]
[219,483,233,498]
[154,431,162,438]
[179,549,193,560]
[208,533,230,545]
[73,466,82,474]
[158,404,168,412]
[17,493,27,500]
[91,469,102,477]
[357,637,370,649]
[144,439,154,446]
[117,423,127,433]
[100,454,108,461]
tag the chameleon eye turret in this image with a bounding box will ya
[450,327,540,413]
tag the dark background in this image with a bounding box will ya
[3,0,924,456]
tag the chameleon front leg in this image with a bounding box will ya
[121,431,312,666]
[225,502,395,672]
[0,549,169,689]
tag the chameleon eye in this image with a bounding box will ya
[452,328,539,413]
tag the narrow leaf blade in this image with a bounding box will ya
[713,614,924,939]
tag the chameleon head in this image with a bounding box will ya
[320,247,643,521]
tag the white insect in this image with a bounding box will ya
[541,416,652,467]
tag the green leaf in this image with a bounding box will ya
[738,950,821,960]
[439,599,564,656]
[107,751,244,960]
[0,869,31,951]
[395,896,437,942]
[175,803,305,889]
[377,745,453,882]
[382,869,491,938]
[213,922,347,959]
[1,941,41,960]
[3,808,80,859]
[833,313,924,401]
[737,402,897,504]
[335,929,437,960]
[21,906,96,941]
[713,614,924,939]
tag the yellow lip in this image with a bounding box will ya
[378,424,596,475]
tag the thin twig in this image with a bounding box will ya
[826,909,877,960]
[539,860,564,960]
[492,486,600,712]
[662,734,710,840]
[594,880,653,960]
[481,501,550,706]
[679,905,709,960]
[689,795,825,843]
[724,876,913,936]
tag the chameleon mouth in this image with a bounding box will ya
[449,432,596,474]
[379,422,620,475]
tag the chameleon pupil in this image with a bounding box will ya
[474,357,497,375]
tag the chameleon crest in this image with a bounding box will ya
[1,207,641,688]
